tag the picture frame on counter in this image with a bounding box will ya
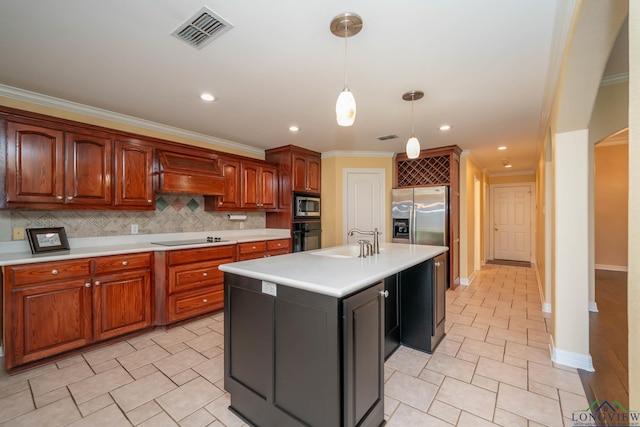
[26,227,70,254]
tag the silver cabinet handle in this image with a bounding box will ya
[85,283,91,288]
[435,262,440,267]
[56,195,63,200]
[122,261,129,266]
[51,269,58,275]
[147,199,152,203]
[67,196,73,200]
[94,281,101,286]
[379,290,389,298]
[203,272,208,277]
[203,299,208,303]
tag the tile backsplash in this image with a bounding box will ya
[0,195,266,242]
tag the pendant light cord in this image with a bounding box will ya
[411,97,415,137]
[343,23,349,89]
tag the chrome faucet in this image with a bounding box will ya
[348,228,381,254]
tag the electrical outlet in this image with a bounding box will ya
[262,281,277,297]
[131,224,139,235]
[239,222,245,230]
[12,227,25,240]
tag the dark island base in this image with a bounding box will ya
[223,252,446,427]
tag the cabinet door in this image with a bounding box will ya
[292,155,308,193]
[292,154,321,193]
[93,270,152,341]
[217,158,242,209]
[11,279,92,366]
[65,132,113,205]
[6,121,65,204]
[306,157,321,193]
[260,164,278,209]
[241,163,260,208]
[343,282,385,427]
[114,140,154,208]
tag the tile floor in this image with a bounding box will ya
[0,263,588,426]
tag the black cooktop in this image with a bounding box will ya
[151,237,228,246]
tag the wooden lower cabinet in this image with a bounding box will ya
[10,278,93,366]
[4,253,153,369]
[236,238,290,261]
[93,269,152,341]
[162,245,234,323]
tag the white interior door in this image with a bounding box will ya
[343,169,385,245]
[493,185,531,261]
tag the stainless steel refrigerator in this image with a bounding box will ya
[392,186,448,246]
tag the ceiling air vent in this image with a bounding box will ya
[377,134,398,141]
[172,7,233,49]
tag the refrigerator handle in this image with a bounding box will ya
[410,205,415,244]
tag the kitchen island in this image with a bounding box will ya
[220,243,447,427]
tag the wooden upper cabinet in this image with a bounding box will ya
[292,153,321,193]
[216,157,242,210]
[260,164,278,209]
[65,132,113,206]
[114,139,154,208]
[241,161,278,210]
[6,121,65,204]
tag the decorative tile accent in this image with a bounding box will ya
[156,196,169,211]
[186,198,200,212]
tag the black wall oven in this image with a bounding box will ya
[292,222,321,252]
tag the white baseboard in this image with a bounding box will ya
[533,261,552,313]
[550,336,594,372]
[595,264,628,272]
[589,301,599,312]
[460,271,476,286]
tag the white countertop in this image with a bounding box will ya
[0,229,290,266]
[219,243,448,298]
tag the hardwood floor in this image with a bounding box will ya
[579,269,629,421]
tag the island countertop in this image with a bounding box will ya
[219,242,448,298]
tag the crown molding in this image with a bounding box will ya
[600,72,629,86]
[321,150,396,159]
[0,84,265,157]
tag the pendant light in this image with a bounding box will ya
[331,13,362,127]
[402,90,424,159]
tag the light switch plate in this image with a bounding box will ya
[262,281,277,297]
[131,224,139,235]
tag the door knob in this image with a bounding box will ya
[379,290,389,298]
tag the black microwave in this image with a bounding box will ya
[294,194,320,219]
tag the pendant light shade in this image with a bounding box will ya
[402,90,424,159]
[336,88,356,126]
[405,137,421,159]
[331,13,362,127]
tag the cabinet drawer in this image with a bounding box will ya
[169,260,227,293]
[168,287,224,322]
[9,259,91,286]
[267,239,290,252]
[93,252,151,274]
[168,245,235,266]
[237,241,267,256]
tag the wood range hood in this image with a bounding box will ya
[155,150,225,196]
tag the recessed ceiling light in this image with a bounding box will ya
[200,93,215,102]
[498,146,507,150]
[439,125,451,131]
[289,126,300,132]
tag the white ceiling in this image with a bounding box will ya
[0,1,626,174]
